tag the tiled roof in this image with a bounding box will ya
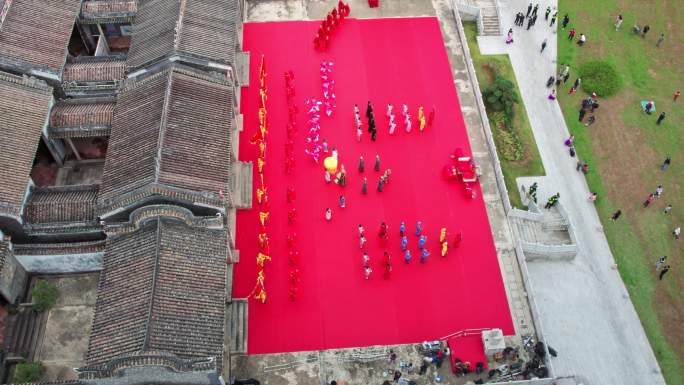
[126,0,239,70]
[0,0,81,73]
[80,0,137,22]
[50,100,115,128]
[63,58,127,83]
[86,215,227,366]
[98,65,232,207]
[25,185,99,224]
[13,240,106,255]
[0,71,52,217]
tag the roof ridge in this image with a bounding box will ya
[142,217,163,351]
[0,71,52,93]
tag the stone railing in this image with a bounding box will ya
[106,204,225,236]
[450,1,512,214]
[555,201,579,246]
[509,207,544,222]
[520,241,577,261]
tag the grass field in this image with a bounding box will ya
[556,1,683,384]
[463,22,545,208]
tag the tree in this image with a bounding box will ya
[483,77,519,125]
[12,362,45,383]
[31,281,58,312]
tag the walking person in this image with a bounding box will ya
[561,14,569,29]
[614,14,623,31]
[549,12,557,27]
[527,16,534,30]
[674,226,681,240]
[655,255,667,271]
[611,210,622,221]
[506,28,514,44]
[656,112,666,125]
[658,265,670,281]
[654,185,664,198]
[420,248,430,263]
[642,24,650,37]
[661,157,671,171]
[540,38,547,53]
[544,6,551,20]
[674,90,680,101]
[531,4,539,17]
[663,204,673,214]
[643,193,655,207]
[526,2,532,18]
[568,28,576,40]
[577,33,586,45]
[656,33,665,47]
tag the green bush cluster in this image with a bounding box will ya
[12,362,45,383]
[578,60,623,97]
[483,69,523,162]
[31,281,59,313]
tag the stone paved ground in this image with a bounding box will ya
[475,0,666,384]
[34,273,98,381]
[232,1,537,384]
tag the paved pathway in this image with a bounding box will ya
[475,1,666,384]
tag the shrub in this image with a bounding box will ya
[12,362,45,383]
[578,60,622,97]
[483,77,519,125]
[31,281,58,312]
[491,112,523,161]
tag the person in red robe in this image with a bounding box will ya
[286,186,296,203]
[428,106,435,129]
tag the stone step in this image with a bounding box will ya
[233,161,253,209]
[229,299,248,354]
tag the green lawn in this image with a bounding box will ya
[557,1,684,384]
[463,22,545,208]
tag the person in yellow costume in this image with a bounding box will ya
[439,227,447,243]
[441,241,448,257]
[256,185,267,204]
[257,157,265,173]
[257,252,271,266]
[418,106,426,132]
[259,211,269,226]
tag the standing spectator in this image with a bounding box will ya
[656,112,666,125]
[611,210,622,221]
[588,193,598,203]
[656,33,665,47]
[506,29,514,44]
[579,108,586,121]
[642,24,650,37]
[614,15,623,31]
[532,4,539,17]
[654,185,664,198]
[674,90,680,101]
[561,14,570,29]
[673,227,681,240]
[663,204,672,214]
[655,255,667,270]
[643,193,655,207]
[540,38,547,53]
[388,349,397,364]
[544,6,551,20]
[526,2,532,17]
[550,12,557,27]
[658,265,670,281]
[577,33,586,45]
[568,28,576,40]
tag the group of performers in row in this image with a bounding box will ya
[313,1,351,50]
[359,221,463,280]
[355,101,436,142]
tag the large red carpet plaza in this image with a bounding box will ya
[234,17,514,354]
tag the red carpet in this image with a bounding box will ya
[448,335,488,371]
[235,17,514,354]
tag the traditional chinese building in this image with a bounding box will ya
[0,0,250,382]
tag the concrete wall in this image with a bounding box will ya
[15,252,103,274]
[0,250,28,303]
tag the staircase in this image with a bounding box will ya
[4,305,47,362]
[228,299,248,354]
[480,5,501,36]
